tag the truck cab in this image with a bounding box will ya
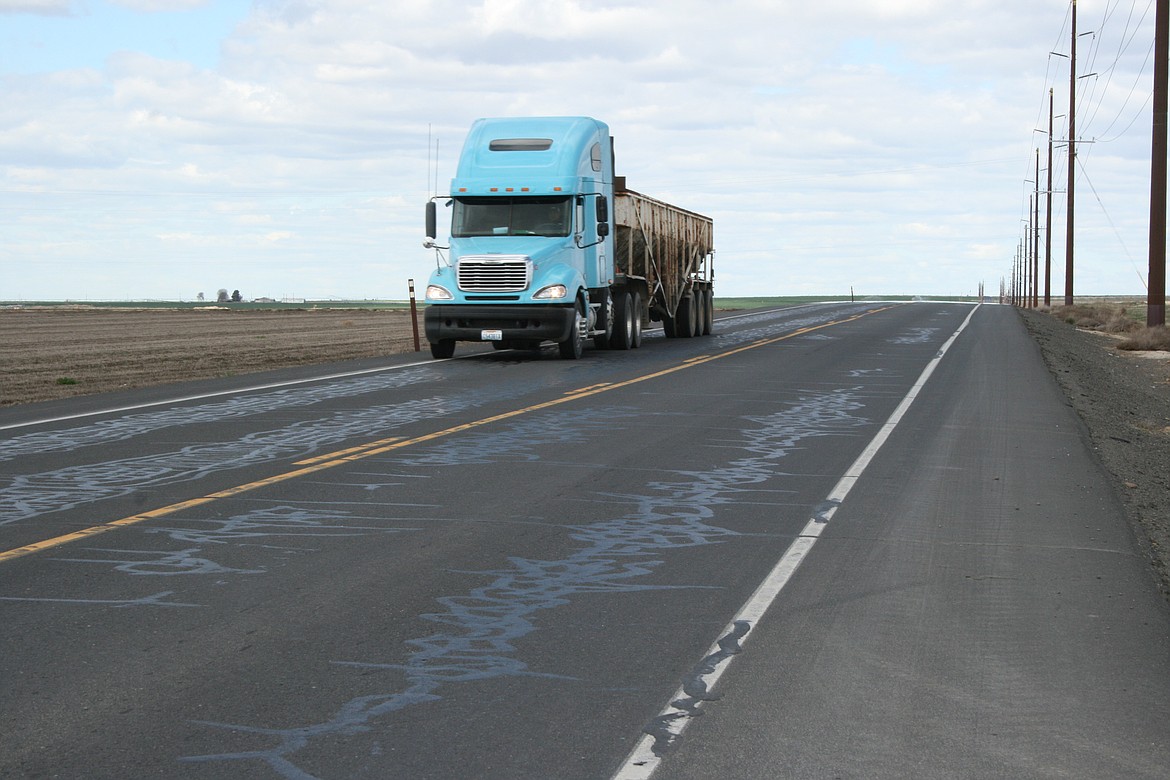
[423,116,615,359]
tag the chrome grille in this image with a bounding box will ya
[457,256,531,292]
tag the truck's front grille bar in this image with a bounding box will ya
[457,256,531,292]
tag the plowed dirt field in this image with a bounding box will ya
[1,307,423,407]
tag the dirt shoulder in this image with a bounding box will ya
[1020,308,1170,600]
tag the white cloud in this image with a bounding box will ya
[0,0,1159,300]
[0,0,73,15]
[110,0,211,11]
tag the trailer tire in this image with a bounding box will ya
[692,290,706,337]
[559,299,587,359]
[631,293,644,348]
[702,289,714,335]
[661,314,676,338]
[610,292,634,350]
[676,293,696,339]
[430,340,455,359]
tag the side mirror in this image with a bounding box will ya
[595,195,609,225]
[425,201,437,240]
[595,195,609,237]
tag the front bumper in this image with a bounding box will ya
[424,303,576,344]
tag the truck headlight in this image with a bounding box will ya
[533,284,568,300]
[426,284,453,301]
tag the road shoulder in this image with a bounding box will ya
[1021,308,1170,601]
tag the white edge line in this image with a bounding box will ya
[610,303,981,780]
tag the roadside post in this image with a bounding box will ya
[408,279,421,352]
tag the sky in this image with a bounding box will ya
[0,0,1163,301]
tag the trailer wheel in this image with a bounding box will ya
[691,290,706,337]
[559,299,586,359]
[430,340,455,359]
[631,293,644,348]
[610,292,634,350]
[676,293,696,339]
[702,289,714,335]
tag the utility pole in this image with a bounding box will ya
[1065,0,1078,306]
[1046,89,1054,306]
[1149,0,1168,326]
[1034,149,1041,308]
[1010,250,1015,306]
[1010,242,1020,306]
[1027,197,1034,308]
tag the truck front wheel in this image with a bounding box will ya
[430,340,455,359]
[559,300,586,359]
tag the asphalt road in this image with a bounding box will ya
[1,302,1167,779]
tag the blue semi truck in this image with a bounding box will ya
[423,116,714,359]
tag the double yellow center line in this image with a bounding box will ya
[0,308,889,565]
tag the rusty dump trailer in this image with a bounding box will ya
[423,116,715,359]
[613,176,715,338]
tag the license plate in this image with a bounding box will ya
[481,329,503,341]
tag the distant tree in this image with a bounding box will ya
[216,289,229,303]
[231,290,242,303]
[197,292,205,302]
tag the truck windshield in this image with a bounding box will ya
[452,196,572,238]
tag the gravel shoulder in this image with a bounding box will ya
[1021,308,1170,601]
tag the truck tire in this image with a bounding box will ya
[702,289,714,335]
[692,290,706,337]
[430,340,455,359]
[592,292,612,350]
[559,300,586,359]
[676,293,696,339]
[631,293,644,348]
[610,292,634,350]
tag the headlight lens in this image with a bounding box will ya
[426,285,453,301]
[533,284,568,300]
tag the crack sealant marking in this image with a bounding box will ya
[0,306,890,566]
[0,360,450,435]
[0,369,436,458]
[178,390,870,778]
[53,548,266,577]
[612,303,980,780]
[0,590,202,608]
